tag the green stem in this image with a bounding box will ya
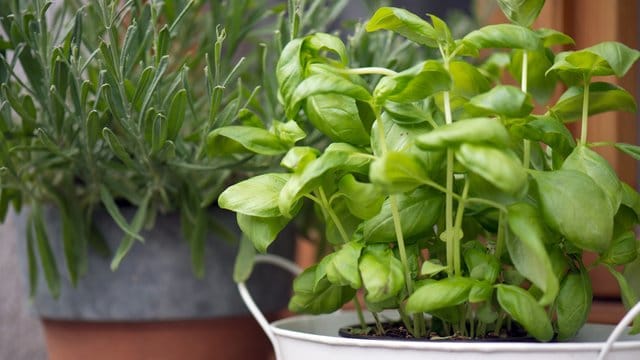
[318,187,350,243]
[495,210,507,259]
[353,295,367,331]
[580,75,591,145]
[440,47,456,278]
[521,51,531,169]
[453,179,469,276]
[346,67,398,77]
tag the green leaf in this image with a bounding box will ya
[615,143,640,161]
[281,146,320,172]
[607,266,640,335]
[25,217,38,299]
[358,245,405,302]
[207,126,289,156]
[507,202,559,305]
[304,94,370,145]
[233,235,256,283]
[509,49,558,104]
[464,246,501,283]
[99,186,144,242]
[497,0,545,27]
[289,265,356,314]
[536,28,575,47]
[463,24,541,50]
[496,284,554,341]
[416,117,511,150]
[365,7,439,48]
[601,231,638,265]
[420,260,447,276]
[338,174,384,220]
[406,277,475,313]
[302,32,348,65]
[364,187,443,243]
[551,82,636,122]
[31,208,61,298]
[511,115,575,157]
[279,143,371,217]
[287,74,371,119]
[151,115,168,154]
[326,241,364,289]
[466,85,533,118]
[110,191,151,271]
[369,151,430,193]
[456,144,528,195]
[532,170,613,252]
[277,38,304,108]
[218,173,292,217]
[469,282,494,303]
[237,213,290,253]
[562,145,622,212]
[273,120,307,146]
[166,89,187,140]
[448,61,491,99]
[102,128,136,168]
[620,183,640,222]
[373,60,451,104]
[584,41,640,77]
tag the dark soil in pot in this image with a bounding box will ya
[339,320,540,342]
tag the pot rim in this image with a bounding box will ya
[271,311,640,352]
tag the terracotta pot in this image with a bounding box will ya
[15,206,295,359]
[42,315,277,360]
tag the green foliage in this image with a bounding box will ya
[0,0,349,296]
[218,1,640,342]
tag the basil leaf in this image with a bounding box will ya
[496,284,554,341]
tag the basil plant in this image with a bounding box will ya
[217,0,640,341]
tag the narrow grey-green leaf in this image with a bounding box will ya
[32,208,61,298]
[166,89,187,140]
[99,186,145,242]
[110,191,151,270]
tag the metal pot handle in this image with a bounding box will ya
[237,254,302,360]
[597,300,640,360]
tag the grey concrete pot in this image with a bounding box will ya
[16,206,294,321]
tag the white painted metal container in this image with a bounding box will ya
[239,255,640,360]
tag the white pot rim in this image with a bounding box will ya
[271,312,640,353]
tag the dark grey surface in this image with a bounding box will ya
[0,211,47,360]
[15,206,295,321]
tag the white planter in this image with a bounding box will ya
[239,255,640,360]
